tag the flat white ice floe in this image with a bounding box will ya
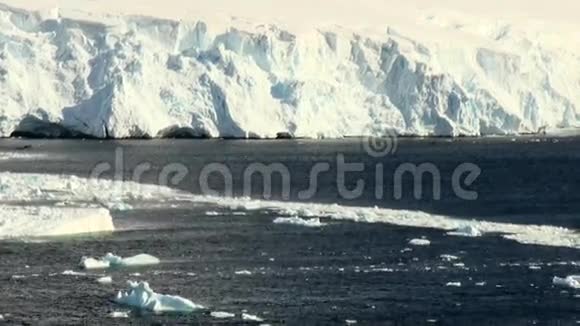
[552,275,580,290]
[440,254,460,262]
[273,216,325,228]
[115,281,204,312]
[234,270,253,276]
[242,313,264,322]
[446,282,462,287]
[0,172,191,239]
[1,0,580,138]
[211,311,235,319]
[109,311,130,318]
[97,276,113,284]
[80,253,160,269]
[409,238,431,246]
[0,206,114,239]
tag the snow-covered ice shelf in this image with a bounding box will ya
[0,0,579,138]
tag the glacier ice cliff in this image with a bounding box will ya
[0,2,579,138]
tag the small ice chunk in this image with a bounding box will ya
[242,313,264,322]
[273,216,325,227]
[447,225,483,237]
[80,257,110,269]
[115,281,203,312]
[346,320,358,324]
[409,238,430,246]
[80,253,160,269]
[235,270,253,275]
[211,311,235,319]
[105,253,160,267]
[206,211,220,216]
[109,311,129,318]
[62,270,87,276]
[0,314,3,320]
[440,254,459,261]
[553,275,580,289]
[97,276,113,284]
[446,282,462,287]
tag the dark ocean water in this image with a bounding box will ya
[0,137,578,325]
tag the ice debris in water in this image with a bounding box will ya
[109,311,130,318]
[80,253,160,269]
[61,270,87,276]
[211,311,236,319]
[440,254,460,261]
[97,276,113,284]
[242,313,264,322]
[446,282,462,287]
[447,225,483,237]
[115,281,204,312]
[273,216,325,227]
[409,238,431,246]
[552,275,580,289]
[235,270,253,275]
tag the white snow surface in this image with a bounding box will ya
[80,253,160,269]
[553,275,580,290]
[1,0,579,138]
[115,280,204,312]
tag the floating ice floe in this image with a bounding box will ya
[440,254,460,261]
[109,311,130,318]
[235,270,253,276]
[81,253,160,269]
[211,311,236,319]
[409,238,431,246]
[0,172,193,239]
[97,276,113,284]
[62,270,88,276]
[552,275,580,289]
[0,206,114,240]
[115,281,203,312]
[447,225,483,237]
[273,216,325,227]
[446,282,462,287]
[242,313,264,322]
